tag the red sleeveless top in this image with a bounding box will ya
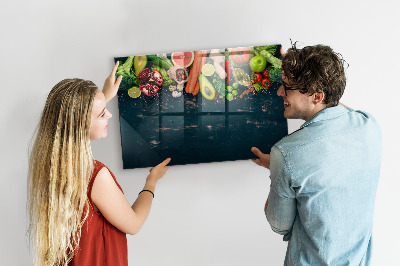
[69,160,128,266]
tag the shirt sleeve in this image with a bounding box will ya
[266,145,297,241]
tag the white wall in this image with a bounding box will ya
[1,0,399,265]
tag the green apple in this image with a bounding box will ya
[249,56,267,72]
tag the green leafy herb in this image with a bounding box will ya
[117,56,134,76]
[152,66,175,86]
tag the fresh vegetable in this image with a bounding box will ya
[198,73,216,100]
[215,82,225,96]
[117,56,134,76]
[230,47,251,64]
[258,50,281,69]
[171,51,195,68]
[147,54,174,70]
[225,60,231,85]
[261,78,271,88]
[232,82,238,90]
[268,67,282,83]
[254,73,263,83]
[192,80,200,96]
[253,45,277,56]
[193,52,208,95]
[152,66,175,86]
[186,50,206,94]
[249,56,267,72]
[117,74,140,91]
[253,83,263,91]
[134,55,147,75]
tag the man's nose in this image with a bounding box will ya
[277,84,285,96]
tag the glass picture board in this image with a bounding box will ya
[114,44,287,169]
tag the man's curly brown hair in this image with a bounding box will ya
[282,43,348,107]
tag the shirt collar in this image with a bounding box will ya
[300,105,349,129]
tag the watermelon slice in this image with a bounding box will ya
[171,51,195,68]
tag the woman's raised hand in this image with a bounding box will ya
[103,61,123,103]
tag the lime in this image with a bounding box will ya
[232,90,238,96]
[227,86,233,92]
[226,93,233,101]
[128,86,141,98]
[232,83,239,90]
[201,63,215,76]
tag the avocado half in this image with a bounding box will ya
[134,55,147,76]
[198,74,216,100]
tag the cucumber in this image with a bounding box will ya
[147,55,173,70]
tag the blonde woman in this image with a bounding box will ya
[28,62,171,266]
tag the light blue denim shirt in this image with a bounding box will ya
[266,105,382,266]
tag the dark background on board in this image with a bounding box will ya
[115,45,288,169]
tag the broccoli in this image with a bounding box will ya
[117,74,139,91]
[269,68,282,83]
[117,56,134,76]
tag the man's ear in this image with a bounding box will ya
[313,92,325,104]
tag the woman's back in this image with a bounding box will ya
[69,160,127,266]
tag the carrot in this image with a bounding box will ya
[185,63,196,93]
[192,80,200,95]
[192,53,207,95]
[225,60,231,86]
[185,50,205,94]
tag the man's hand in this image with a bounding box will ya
[103,61,123,103]
[251,147,271,169]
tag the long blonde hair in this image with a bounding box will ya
[28,79,98,265]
